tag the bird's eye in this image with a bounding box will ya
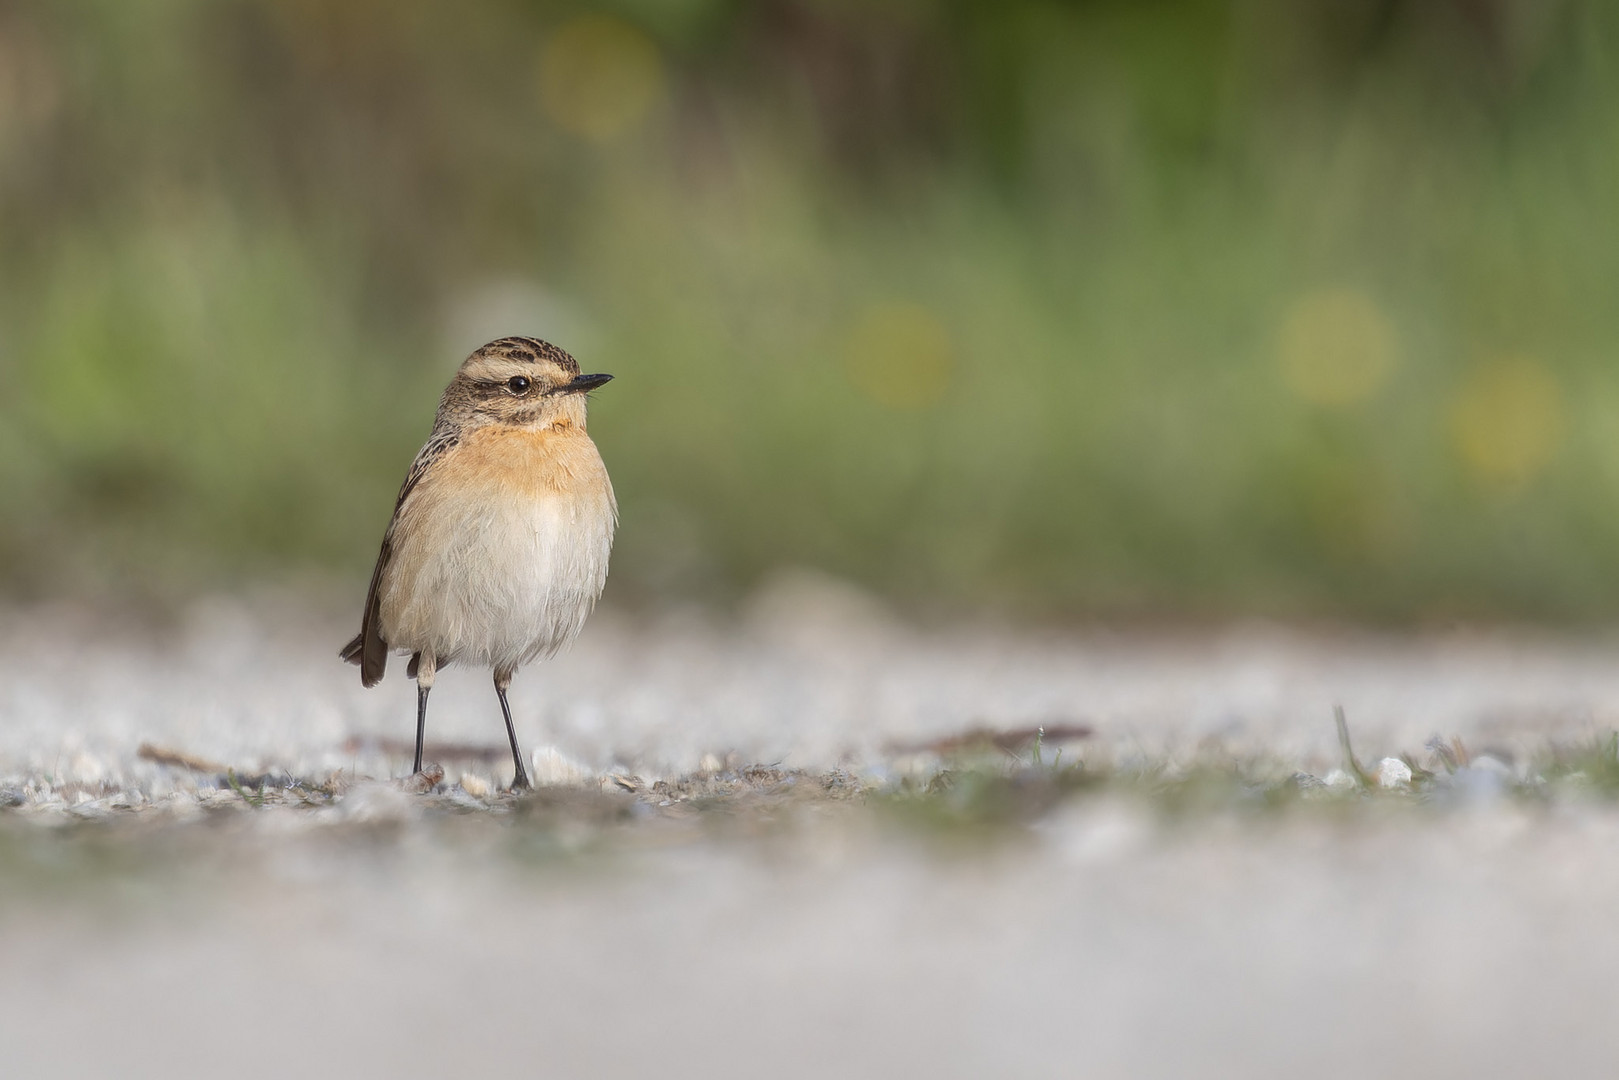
[507,376,531,394]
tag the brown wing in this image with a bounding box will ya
[339,424,459,687]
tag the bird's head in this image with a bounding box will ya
[448,336,612,430]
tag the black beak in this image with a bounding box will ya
[560,372,613,394]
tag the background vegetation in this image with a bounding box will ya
[2,0,1617,620]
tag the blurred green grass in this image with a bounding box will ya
[3,0,1619,620]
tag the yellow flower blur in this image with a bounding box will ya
[843,302,954,410]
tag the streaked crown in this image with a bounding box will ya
[461,336,579,383]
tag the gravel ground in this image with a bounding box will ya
[6,575,1619,1077]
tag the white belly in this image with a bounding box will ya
[380,479,616,674]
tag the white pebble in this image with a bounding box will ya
[1376,757,1413,788]
[1469,753,1516,779]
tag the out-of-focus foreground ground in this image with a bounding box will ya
[7,582,1619,1077]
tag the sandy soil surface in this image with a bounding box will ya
[5,576,1619,1077]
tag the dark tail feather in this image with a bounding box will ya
[347,537,392,688]
[340,632,387,687]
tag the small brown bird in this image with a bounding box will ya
[341,337,617,789]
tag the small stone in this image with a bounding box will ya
[444,786,488,811]
[1376,757,1413,788]
[1469,753,1516,779]
[398,764,444,794]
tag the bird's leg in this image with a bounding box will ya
[494,668,532,791]
[413,651,437,777]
